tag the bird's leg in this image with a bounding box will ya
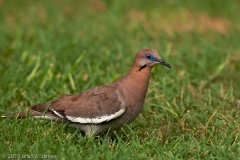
[85,125,97,138]
[105,131,114,143]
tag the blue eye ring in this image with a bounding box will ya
[144,53,155,61]
[145,54,151,60]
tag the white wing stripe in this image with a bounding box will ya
[66,108,125,124]
[33,115,59,120]
[51,109,64,118]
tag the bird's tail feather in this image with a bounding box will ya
[1,112,27,118]
[1,103,65,121]
[2,103,50,118]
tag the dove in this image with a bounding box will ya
[2,48,171,136]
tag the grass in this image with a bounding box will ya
[0,0,239,159]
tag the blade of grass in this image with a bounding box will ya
[204,86,231,130]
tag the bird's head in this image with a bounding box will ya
[134,48,171,71]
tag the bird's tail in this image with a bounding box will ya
[1,103,65,121]
[1,112,27,118]
[2,103,51,119]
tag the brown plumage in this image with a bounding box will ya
[2,48,171,136]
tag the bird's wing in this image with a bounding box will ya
[48,83,126,124]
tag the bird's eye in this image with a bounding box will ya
[146,54,151,60]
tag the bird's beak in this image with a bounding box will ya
[156,59,171,68]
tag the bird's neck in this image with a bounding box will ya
[129,66,152,83]
[117,66,152,104]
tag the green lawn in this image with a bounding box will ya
[0,0,239,159]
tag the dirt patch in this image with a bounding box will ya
[128,9,231,35]
[90,0,106,13]
[171,10,230,34]
[6,14,16,28]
